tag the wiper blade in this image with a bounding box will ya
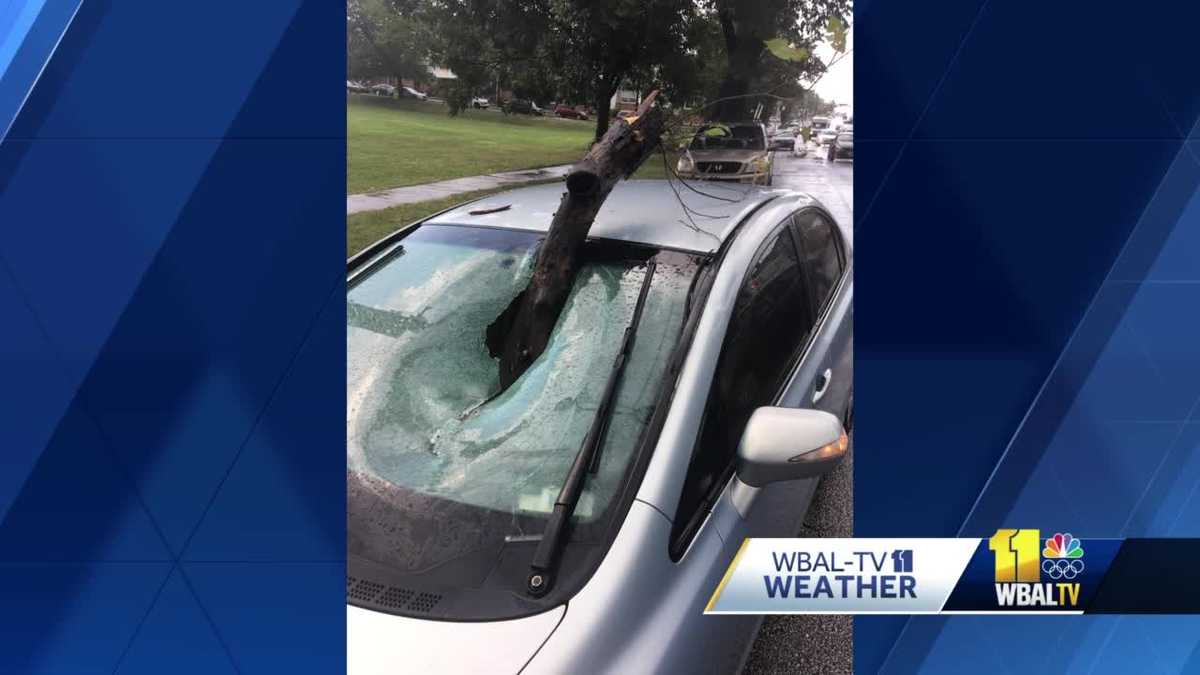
[526,260,657,597]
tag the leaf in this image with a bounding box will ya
[763,38,809,63]
[828,17,847,53]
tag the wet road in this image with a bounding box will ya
[772,145,853,232]
[742,147,854,675]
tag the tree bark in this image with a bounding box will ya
[593,88,612,142]
[592,75,621,142]
[710,6,758,121]
[490,91,665,389]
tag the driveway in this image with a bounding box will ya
[742,148,854,675]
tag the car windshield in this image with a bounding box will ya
[689,124,765,151]
[348,224,696,550]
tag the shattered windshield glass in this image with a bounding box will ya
[347,224,694,524]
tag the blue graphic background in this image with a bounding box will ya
[0,1,344,672]
[857,0,1200,672]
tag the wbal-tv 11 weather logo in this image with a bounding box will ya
[705,534,1144,614]
[988,529,1083,608]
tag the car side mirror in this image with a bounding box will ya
[735,407,848,487]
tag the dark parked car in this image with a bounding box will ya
[827,127,853,161]
[503,99,545,116]
[555,105,589,121]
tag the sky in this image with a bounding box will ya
[811,24,853,108]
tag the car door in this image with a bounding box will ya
[668,218,819,560]
[782,207,852,421]
[699,205,853,548]
[632,218,819,672]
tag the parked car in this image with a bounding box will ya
[816,126,839,146]
[400,86,428,101]
[471,97,490,109]
[347,80,370,94]
[768,128,796,151]
[370,83,395,97]
[554,104,589,121]
[503,98,545,116]
[347,180,853,674]
[676,122,774,185]
[828,126,853,161]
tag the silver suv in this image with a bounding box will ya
[676,122,774,185]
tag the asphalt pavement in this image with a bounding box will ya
[742,147,854,675]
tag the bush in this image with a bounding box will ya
[442,81,474,117]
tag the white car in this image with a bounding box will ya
[817,127,839,146]
[471,97,490,109]
[401,86,428,101]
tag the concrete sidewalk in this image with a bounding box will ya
[347,164,571,215]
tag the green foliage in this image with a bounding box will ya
[347,0,432,83]
[345,0,847,128]
[827,16,848,53]
[704,0,850,121]
[763,38,810,63]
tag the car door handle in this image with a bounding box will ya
[812,368,832,404]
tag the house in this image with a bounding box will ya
[610,87,639,113]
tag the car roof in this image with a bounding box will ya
[424,180,792,254]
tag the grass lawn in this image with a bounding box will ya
[347,180,565,257]
[347,95,594,194]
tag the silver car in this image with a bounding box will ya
[676,123,774,185]
[347,180,853,674]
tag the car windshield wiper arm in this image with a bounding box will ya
[525,259,657,597]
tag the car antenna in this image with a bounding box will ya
[525,259,657,597]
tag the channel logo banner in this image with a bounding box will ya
[706,533,1200,614]
[705,538,978,614]
[941,530,1120,613]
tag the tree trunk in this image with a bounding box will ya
[593,89,612,142]
[490,91,665,388]
[592,76,621,142]
[709,7,759,121]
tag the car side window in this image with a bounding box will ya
[790,209,844,313]
[670,222,817,556]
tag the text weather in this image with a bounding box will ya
[763,548,917,599]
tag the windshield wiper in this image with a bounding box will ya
[525,259,657,597]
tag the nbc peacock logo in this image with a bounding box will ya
[1041,532,1084,580]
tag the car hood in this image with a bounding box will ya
[348,604,564,674]
[687,148,765,163]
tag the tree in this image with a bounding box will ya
[705,0,849,121]
[545,0,695,140]
[489,93,666,386]
[347,0,431,86]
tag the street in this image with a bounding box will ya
[772,144,853,232]
[742,146,854,675]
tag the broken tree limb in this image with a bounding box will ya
[490,90,666,389]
